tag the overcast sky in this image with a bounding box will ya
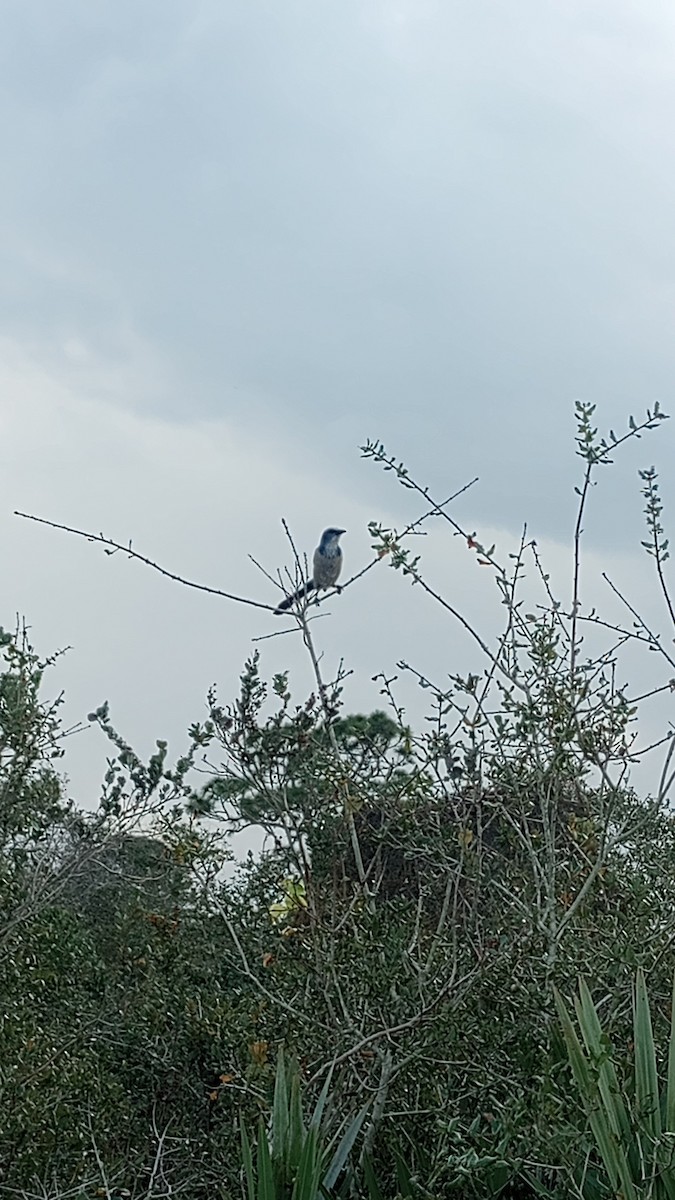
[2,0,674,808]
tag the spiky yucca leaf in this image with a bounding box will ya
[667,972,675,1134]
[634,969,661,1139]
[554,985,636,1200]
[556,971,675,1199]
[240,1047,372,1199]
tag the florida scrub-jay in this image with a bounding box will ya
[275,528,346,614]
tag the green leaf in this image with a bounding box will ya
[362,1151,385,1200]
[257,1118,276,1200]
[241,1121,256,1200]
[272,1045,290,1167]
[292,1126,322,1200]
[554,986,636,1200]
[634,967,661,1141]
[289,1066,305,1172]
[322,1102,371,1191]
[394,1145,417,1196]
[576,980,634,1154]
[666,972,675,1133]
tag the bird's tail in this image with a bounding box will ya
[274,580,316,615]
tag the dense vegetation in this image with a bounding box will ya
[3,403,675,1198]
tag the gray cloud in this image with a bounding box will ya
[2,1,675,801]
[2,1,674,543]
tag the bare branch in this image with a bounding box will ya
[14,510,276,612]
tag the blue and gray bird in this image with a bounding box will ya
[275,528,346,614]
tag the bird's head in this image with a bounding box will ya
[320,527,346,549]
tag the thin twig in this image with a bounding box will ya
[602,572,675,671]
[570,462,592,684]
[14,511,276,612]
[340,476,480,592]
